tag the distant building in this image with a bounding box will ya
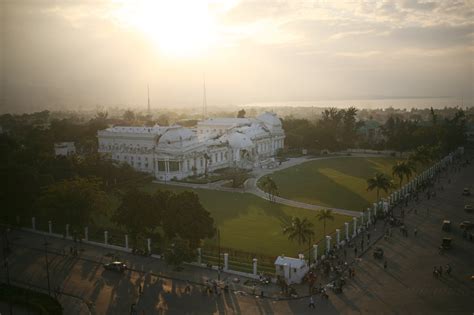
[97,112,285,181]
[274,255,309,285]
[54,142,76,157]
[357,120,384,143]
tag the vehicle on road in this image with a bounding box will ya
[104,261,127,272]
[442,220,451,232]
[459,221,473,230]
[463,188,471,196]
[464,205,473,213]
[373,247,384,259]
[441,237,452,250]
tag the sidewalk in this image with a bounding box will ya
[6,229,285,298]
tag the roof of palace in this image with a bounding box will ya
[102,125,168,134]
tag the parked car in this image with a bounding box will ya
[464,205,473,213]
[442,220,451,232]
[463,188,471,196]
[459,221,474,230]
[104,261,127,272]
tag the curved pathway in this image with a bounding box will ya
[154,153,388,217]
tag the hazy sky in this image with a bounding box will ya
[2,0,474,112]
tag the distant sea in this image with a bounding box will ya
[243,97,472,110]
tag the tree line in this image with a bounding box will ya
[282,107,468,154]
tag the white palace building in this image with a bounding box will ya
[97,112,285,181]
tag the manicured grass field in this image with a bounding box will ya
[259,156,407,211]
[142,183,351,257]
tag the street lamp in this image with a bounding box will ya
[43,238,51,296]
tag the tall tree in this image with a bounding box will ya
[260,176,278,202]
[122,110,136,122]
[315,209,334,236]
[112,189,163,248]
[164,237,196,270]
[282,217,315,256]
[366,173,394,201]
[38,177,109,232]
[392,161,413,188]
[164,191,215,249]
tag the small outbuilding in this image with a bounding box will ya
[54,142,76,157]
[274,254,309,285]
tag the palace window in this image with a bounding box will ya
[158,161,166,171]
[169,161,179,172]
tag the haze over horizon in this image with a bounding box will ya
[2,0,474,113]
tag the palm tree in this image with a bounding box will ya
[392,161,413,188]
[316,209,334,236]
[367,172,394,201]
[283,217,315,255]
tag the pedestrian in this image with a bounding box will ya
[446,264,452,275]
[414,228,418,237]
[308,296,315,308]
[383,260,387,269]
[438,266,443,277]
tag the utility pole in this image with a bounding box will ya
[202,74,207,119]
[3,229,12,315]
[43,238,51,296]
[147,84,151,115]
[217,228,221,281]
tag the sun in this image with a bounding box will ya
[113,0,217,58]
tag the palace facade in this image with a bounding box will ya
[97,112,285,181]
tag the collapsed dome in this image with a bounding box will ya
[256,112,282,128]
[158,127,196,148]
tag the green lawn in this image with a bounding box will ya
[142,183,351,257]
[259,157,408,211]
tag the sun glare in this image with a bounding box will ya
[113,0,218,58]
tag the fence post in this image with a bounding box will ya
[66,224,69,239]
[48,221,52,234]
[31,217,36,230]
[224,253,229,271]
[197,248,202,264]
[252,258,258,276]
[325,235,331,253]
[104,231,108,245]
[84,226,88,242]
[313,244,318,263]
[336,229,340,245]
[147,238,151,253]
[125,234,129,249]
[344,223,349,241]
[353,217,357,237]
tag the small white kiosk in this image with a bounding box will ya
[274,255,309,285]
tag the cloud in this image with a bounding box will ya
[336,50,382,58]
[329,30,375,40]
